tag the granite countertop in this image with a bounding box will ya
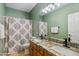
[30,37,79,56]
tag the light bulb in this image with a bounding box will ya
[49,4,53,8]
[45,6,51,12]
[55,3,60,7]
[42,9,47,14]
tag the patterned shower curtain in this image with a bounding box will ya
[4,16,32,55]
[39,21,47,36]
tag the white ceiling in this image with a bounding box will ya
[5,3,37,12]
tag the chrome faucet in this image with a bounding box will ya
[40,34,44,39]
[40,34,47,40]
[64,38,68,47]
[64,35,71,48]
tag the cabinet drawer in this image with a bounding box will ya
[44,50,49,56]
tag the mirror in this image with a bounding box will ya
[33,20,47,38]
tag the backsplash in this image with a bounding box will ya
[48,38,64,44]
[49,37,79,49]
[70,43,79,49]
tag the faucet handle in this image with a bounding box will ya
[68,34,71,42]
[68,34,72,37]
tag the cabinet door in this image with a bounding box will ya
[33,50,37,56]
[31,42,36,50]
[39,46,44,55]
[36,52,42,56]
[29,41,33,56]
[36,45,40,52]
[30,48,33,56]
[44,50,49,56]
[31,49,35,56]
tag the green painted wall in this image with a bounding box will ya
[0,4,5,16]
[0,3,5,53]
[43,3,79,39]
[30,3,79,40]
[5,7,29,19]
[0,3,5,23]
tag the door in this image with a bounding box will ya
[68,12,79,44]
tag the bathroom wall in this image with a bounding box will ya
[0,3,5,53]
[30,3,79,40]
[0,4,5,16]
[43,3,79,39]
[0,3,5,23]
[5,7,29,19]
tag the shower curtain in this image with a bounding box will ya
[3,16,32,55]
[39,21,47,36]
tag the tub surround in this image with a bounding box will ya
[30,37,79,56]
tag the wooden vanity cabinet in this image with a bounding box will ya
[29,41,43,56]
[29,41,56,56]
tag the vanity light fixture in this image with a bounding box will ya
[42,3,56,15]
[41,3,66,16]
[49,4,53,8]
[42,9,48,14]
[48,4,53,10]
[45,6,51,12]
[42,4,54,14]
[51,4,55,10]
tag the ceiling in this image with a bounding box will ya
[5,3,37,12]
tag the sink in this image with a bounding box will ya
[50,45,79,56]
[32,38,42,43]
[31,37,79,56]
[40,40,55,47]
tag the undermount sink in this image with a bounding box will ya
[40,40,56,47]
[33,38,42,43]
[50,45,79,56]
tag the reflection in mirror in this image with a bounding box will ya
[33,20,39,37]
